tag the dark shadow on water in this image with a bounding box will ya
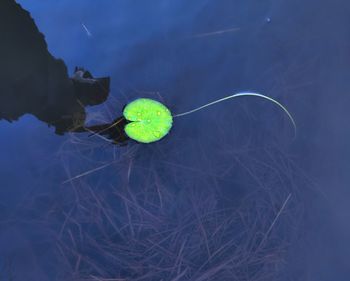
[0,1,112,136]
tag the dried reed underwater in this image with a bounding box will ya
[16,94,310,281]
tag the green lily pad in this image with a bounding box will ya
[123,98,173,143]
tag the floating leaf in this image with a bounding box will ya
[123,98,173,143]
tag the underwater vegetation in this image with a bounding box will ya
[0,0,323,280]
[30,101,306,281]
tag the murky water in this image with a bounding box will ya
[1,0,350,280]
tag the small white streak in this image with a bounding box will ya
[192,27,240,38]
[81,23,93,37]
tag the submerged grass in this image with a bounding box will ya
[17,94,307,281]
[53,176,299,281]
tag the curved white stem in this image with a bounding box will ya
[173,92,296,137]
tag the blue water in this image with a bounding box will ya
[2,0,350,280]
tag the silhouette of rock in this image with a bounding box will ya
[0,0,110,135]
